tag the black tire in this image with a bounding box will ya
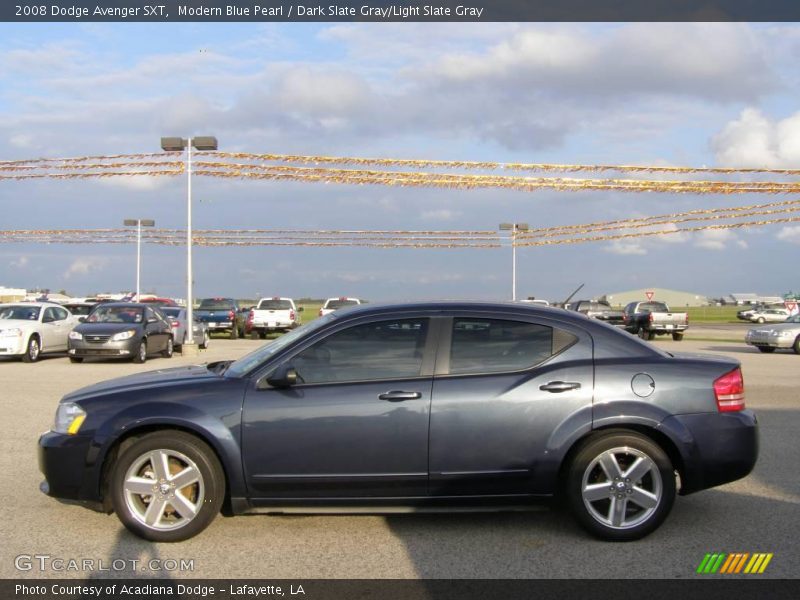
[229,326,238,340]
[109,430,225,542]
[199,331,210,350]
[646,331,656,341]
[133,339,147,363]
[162,336,174,358]
[567,431,676,541]
[637,327,648,341]
[21,335,41,363]
[757,346,776,353]
[794,337,800,355]
[69,357,84,364]
[672,333,684,341]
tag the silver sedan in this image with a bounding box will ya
[161,307,210,350]
[745,314,800,353]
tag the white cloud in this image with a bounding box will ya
[63,257,109,280]
[777,226,800,244]
[10,256,29,269]
[712,108,800,167]
[604,241,647,255]
[694,229,738,250]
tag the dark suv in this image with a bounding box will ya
[194,298,246,339]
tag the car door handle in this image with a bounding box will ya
[378,391,422,402]
[539,381,581,393]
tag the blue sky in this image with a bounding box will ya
[0,23,798,301]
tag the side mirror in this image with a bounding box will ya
[78,317,86,323]
[297,306,304,312]
[264,364,299,389]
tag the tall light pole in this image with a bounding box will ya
[123,218,155,301]
[160,136,218,346]
[499,222,529,301]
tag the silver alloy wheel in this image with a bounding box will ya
[581,446,662,529]
[28,337,40,360]
[166,337,173,355]
[203,331,209,348]
[123,449,205,531]
[138,341,147,362]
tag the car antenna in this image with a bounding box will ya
[562,283,585,307]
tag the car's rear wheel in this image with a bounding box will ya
[672,333,683,341]
[22,335,41,363]
[69,357,83,363]
[229,327,238,340]
[110,431,225,542]
[793,336,800,355]
[199,331,210,350]
[567,431,676,541]
[133,340,147,363]
[757,346,775,353]
[162,336,174,358]
[757,317,766,324]
[637,327,647,340]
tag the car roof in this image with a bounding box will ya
[0,301,64,308]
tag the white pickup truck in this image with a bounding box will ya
[622,301,689,341]
[246,297,302,338]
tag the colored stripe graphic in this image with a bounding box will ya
[698,552,772,575]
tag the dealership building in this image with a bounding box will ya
[600,287,710,308]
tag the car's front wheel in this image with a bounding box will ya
[567,431,676,541]
[672,333,684,341]
[133,340,147,364]
[21,335,41,363]
[110,431,225,542]
[793,336,800,355]
[757,346,775,353]
[199,331,210,350]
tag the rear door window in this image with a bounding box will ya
[448,318,576,375]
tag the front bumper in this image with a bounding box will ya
[662,410,758,495]
[0,336,24,355]
[745,335,794,349]
[38,430,104,509]
[68,338,138,358]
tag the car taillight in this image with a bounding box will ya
[713,367,745,412]
[319,309,323,317]
[289,310,295,321]
[622,314,628,323]
[685,314,689,324]
[228,310,235,320]
[648,313,654,322]
[171,321,180,328]
[247,310,254,323]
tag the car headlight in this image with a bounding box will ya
[68,331,83,340]
[112,329,136,341]
[776,331,793,338]
[0,328,22,338]
[53,402,86,435]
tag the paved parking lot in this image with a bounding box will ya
[2,333,798,579]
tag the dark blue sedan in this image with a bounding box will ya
[38,302,758,542]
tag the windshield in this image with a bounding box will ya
[257,299,293,310]
[198,299,234,310]
[225,313,337,377]
[161,308,182,318]
[325,299,359,310]
[638,302,669,312]
[87,306,144,324]
[65,304,94,316]
[0,305,40,321]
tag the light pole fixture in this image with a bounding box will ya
[123,218,155,301]
[499,222,529,301]
[161,136,218,346]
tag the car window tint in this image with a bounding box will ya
[54,307,68,321]
[449,318,574,375]
[326,299,358,309]
[199,299,234,310]
[44,307,57,321]
[258,299,293,310]
[293,318,429,384]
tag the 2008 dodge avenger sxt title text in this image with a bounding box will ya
[38,302,758,542]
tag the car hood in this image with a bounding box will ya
[74,323,142,335]
[0,319,40,330]
[62,364,224,403]
[749,323,800,333]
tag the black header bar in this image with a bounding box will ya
[4,1,800,23]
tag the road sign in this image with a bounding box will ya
[646,290,654,301]
[785,301,798,314]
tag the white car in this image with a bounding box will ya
[319,297,362,317]
[247,297,303,338]
[749,308,791,324]
[0,302,77,362]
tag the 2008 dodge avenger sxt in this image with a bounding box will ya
[39,302,758,542]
